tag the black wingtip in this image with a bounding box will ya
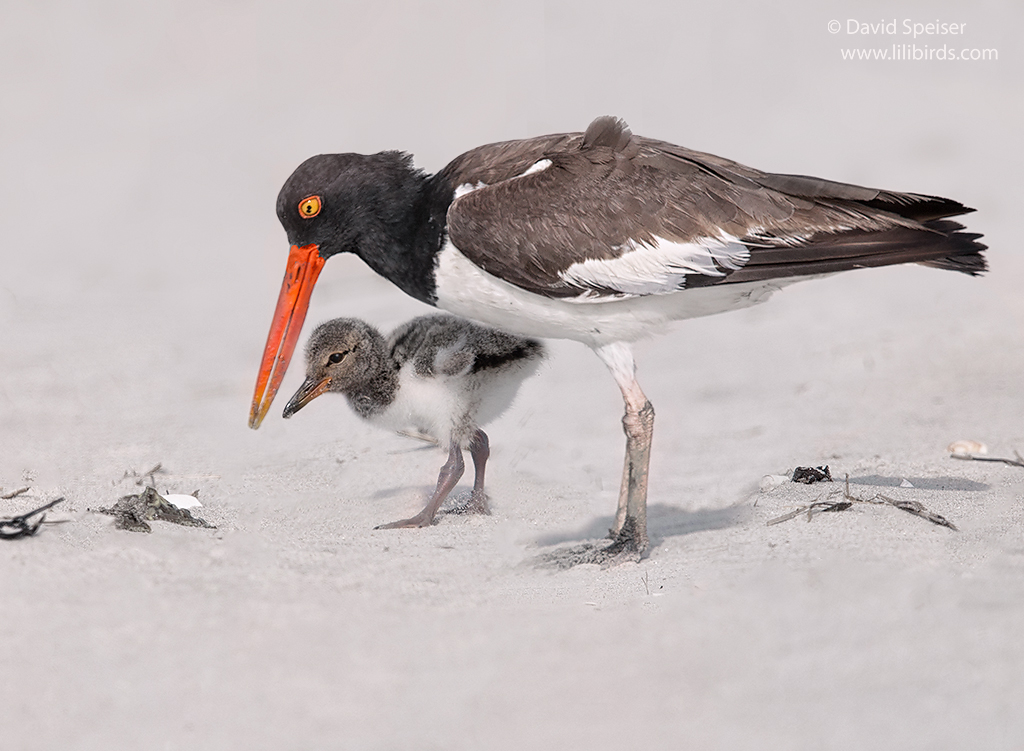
[864,192,977,222]
[918,219,988,275]
[922,244,988,276]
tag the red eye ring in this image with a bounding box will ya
[298,195,322,218]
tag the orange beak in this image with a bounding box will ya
[249,243,326,429]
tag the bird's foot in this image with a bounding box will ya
[374,512,436,530]
[443,490,491,516]
[599,518,648,561]
[536,517,648,569]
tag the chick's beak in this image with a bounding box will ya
[282,376,333,419]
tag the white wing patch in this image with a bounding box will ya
[518,158,552,177]
[434,239,796,346]
[558,235,751,299]
[454,181,488,199]
[454,160,552,201]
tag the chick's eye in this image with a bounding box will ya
[298,195,322,218]
[328,352,346,364]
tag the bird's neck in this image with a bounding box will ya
[345,370,400,420]
[353,172,454,306]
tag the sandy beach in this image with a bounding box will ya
[2,2,1022,748]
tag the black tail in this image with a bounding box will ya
[706,219,988,287]
[915,219,988,275]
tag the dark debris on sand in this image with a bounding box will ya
[792,466,833,484]
[93,487,214,533]
[0,498,65,540]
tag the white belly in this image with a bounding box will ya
[370,369,460,442]
[367,358,541,447]
[433,240,797,347]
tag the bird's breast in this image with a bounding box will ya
[367,367,467,446]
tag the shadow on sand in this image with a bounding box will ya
[848,475,989,492]
[531,502,749,566]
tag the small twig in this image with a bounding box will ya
[767,507,810,526]
[1,486,30,500]
[950,452,1024,469]
[767,489,848,525]
[769,499,848,525]
[641,570,650,596]
[807,501,852,521]
[876,494,958,531]
[841,475,885,506]
[139,463,163,486]
[118,463,166,487]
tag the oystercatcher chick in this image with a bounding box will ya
[281,314,544,529]
[251,115,986,561]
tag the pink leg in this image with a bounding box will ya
[464,429,491,515]
[594,342,653,555]
[375,442,464,529]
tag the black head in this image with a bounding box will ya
[252,152,440,431]
[276,151,426,260]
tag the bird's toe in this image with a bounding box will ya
[374,514,436,530]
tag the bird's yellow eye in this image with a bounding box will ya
[298,195,322,218]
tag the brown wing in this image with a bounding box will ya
[439,131,584,190]
[444,117,985,300]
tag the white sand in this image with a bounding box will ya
[2,2,1022,749]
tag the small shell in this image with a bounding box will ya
[947,440,988,457]
[163,494,203,510]
[759,474,791,492]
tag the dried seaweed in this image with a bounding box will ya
[0,498,65,540]
[93,487,214,533]
[767,475,957,530]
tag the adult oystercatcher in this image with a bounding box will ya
[250,116,986,561]
[281,314,543,529]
